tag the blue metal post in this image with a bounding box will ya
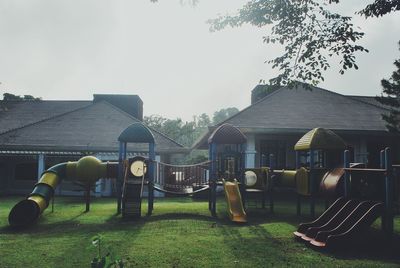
[380,150,385,169]
[343,150,350,198]
[148,142,155,215]
[239,143,246,208]
[295,151,301,215]
[309,150,315,217]
[123,143,127,160]
[269,154,275,170]
[117,142,124,214]
[384,147,393,236]
[210,142,217,216]
[208,145,212,211]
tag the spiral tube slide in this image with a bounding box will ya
[8,156,118,228]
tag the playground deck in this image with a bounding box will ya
[1,196,399,267]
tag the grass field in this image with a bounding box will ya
[1,195,399,267]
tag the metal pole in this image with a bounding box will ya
[148,142,155,215]
[380,150,385,169]
[295,151,301,216]
[309,150,315,217]
[343,150,350,198]
[117,142,124,214]
[208,145,212,211]
[295,151,300,169]
[384,147,393,236]
[269,154,275,170]
[210,142,217,216]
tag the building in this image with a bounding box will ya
[194,84,400,169]
[0,94,187,196]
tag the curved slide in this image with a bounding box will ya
[223,179,247,223]
[295,198,383,248]
[310,201,383,247]
[8,156,118,228]
[294,197,347,238]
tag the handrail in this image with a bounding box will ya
[343,168,387,172]
[154,160,212,168]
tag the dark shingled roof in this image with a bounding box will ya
[0,101,185,153]
[0,100,91,134]
[223,85,389,132]
[193,84,391,149]
[347,95,392,110]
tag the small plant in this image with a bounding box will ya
[91,235,124,268]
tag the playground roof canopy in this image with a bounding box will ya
[208,123,247,144]
[118,123,155,144]
[294,127,346,151]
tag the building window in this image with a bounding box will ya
[14,163,38,181]
[260,140,286,169]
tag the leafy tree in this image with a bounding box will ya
[144,108,239,147]
[208,0,399,86]
[212,107,239,124]
[144,114,209,147]
[2,93,41,101]
[195,113,211,128]
[376,41,400,132]
[251,84,280,103]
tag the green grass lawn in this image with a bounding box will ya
[1,195,399,267]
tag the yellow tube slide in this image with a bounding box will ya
[9,156,118,227]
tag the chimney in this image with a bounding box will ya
[93,94,143,121]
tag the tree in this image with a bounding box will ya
[2,93,41,101]
[208,0,399,87]
[376,41,400,132]
[144,108,239,148]
[144,114,210,147]
[212,107,239,124]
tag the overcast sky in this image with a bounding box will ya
[0,1,399,121]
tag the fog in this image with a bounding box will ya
[0,1,399,120]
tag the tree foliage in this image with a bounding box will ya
[144,114,208,147]
[358,0,400,18]
[376,41,400,132]
[208,0,399,86]
[212,107,239,124]
[144,107,238,147]
[2,93,41,101]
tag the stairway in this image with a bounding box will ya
[122,178,142,218]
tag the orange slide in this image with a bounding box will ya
[223,179,247,223]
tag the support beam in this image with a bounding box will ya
[148,142,155,215]
[209,142,217,216]
[245,134,256,168]
[309,150,315,217]
[37,154,45,180]
[384,147,393,236]
[117,142,124,214]
[343,150,350,198]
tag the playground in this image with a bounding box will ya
[1,195,400,267]
[3,123,400,267]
